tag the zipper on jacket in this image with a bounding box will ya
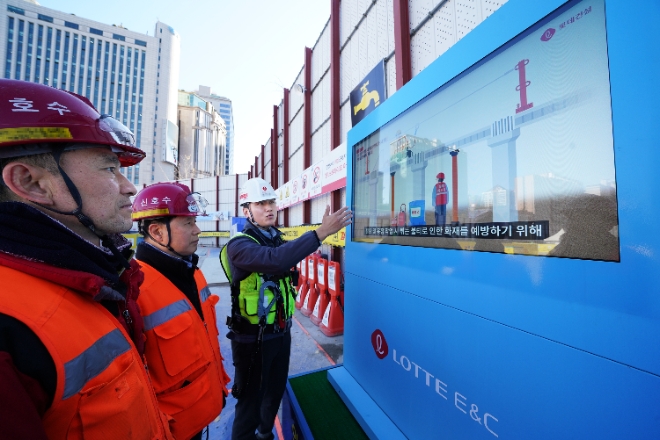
[123,308,132,325]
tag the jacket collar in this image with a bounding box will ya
[136,241,199,276]
[243,221,283,241]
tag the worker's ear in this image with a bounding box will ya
[147,221,168,243]
[242,205,250,217]
[2,161,58,205]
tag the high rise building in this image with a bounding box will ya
[0,0,180,185]
[177,90,226,179]
[197,85,233,174]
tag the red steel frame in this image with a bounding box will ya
[283,88,290,227]
[393,0,412,90]
[260,144,265,179]
[330,0,342,265]
[303,47,313,225]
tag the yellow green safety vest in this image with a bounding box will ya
[220,232,296,325]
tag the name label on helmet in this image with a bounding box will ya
[132,208,170,219]
[0,127,73,144]
[7,98,71,115]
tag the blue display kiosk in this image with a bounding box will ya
[330,0,660,438]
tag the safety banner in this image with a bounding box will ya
[279,225,346,247]
[276,143,346,210]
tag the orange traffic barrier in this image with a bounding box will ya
[319,260,344,337]
[300,255,318,317]
[295,258,309,311]
[310,258,329,326]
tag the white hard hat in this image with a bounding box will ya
[239,178,277,204]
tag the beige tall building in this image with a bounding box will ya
[177,90,226,179]
[197,85,234,175]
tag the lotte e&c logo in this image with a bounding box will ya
[371,329,388,359]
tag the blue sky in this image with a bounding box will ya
[36,0,330,173]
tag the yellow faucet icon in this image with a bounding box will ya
[353,81,380,115]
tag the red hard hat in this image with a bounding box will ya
[437,172,445,179]
[132,182,208,220]
[0,79,145,166]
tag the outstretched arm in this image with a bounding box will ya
[315,205,352,242]
[227,205,352,276]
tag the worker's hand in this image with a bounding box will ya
[315,205,352,241]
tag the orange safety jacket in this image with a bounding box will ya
[138,262,231,440]
[0,265,173,440]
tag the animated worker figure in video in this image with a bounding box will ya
[0,79,173,439]
[220,177,352,440]
[133,182,231,440]
[432,172,449,226]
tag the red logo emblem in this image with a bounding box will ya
[371,329,388,359]
[262,186,267,191]
[541,28,555,41]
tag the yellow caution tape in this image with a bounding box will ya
[279,225,346,247]
[199,231,230,237]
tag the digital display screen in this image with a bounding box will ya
[352,0,619,261]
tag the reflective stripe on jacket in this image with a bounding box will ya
[138,262,231,440]
[0,265,172,440]
[220,233,296,325]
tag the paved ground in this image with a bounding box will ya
[196,247,344,440]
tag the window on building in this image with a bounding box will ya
[13,19,24,80]
[101,41,110,113]
[89,28,103,36]
[5,17,14,79]
[64,21,79,30]
[108,43,117,116]
[34,24,43,83]
[37,14,53,23]
[61,31,69,89]
[93,39,102,107]
[134,39,147,47]
[44,27,52,85]
[122,47,130,125]
[52,29,61,87]
[7,5,24,15]
[112,34,125,42]
[134,163,140,185]
[136,51,145,148]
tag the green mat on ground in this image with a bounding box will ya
[289,370,369,440]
